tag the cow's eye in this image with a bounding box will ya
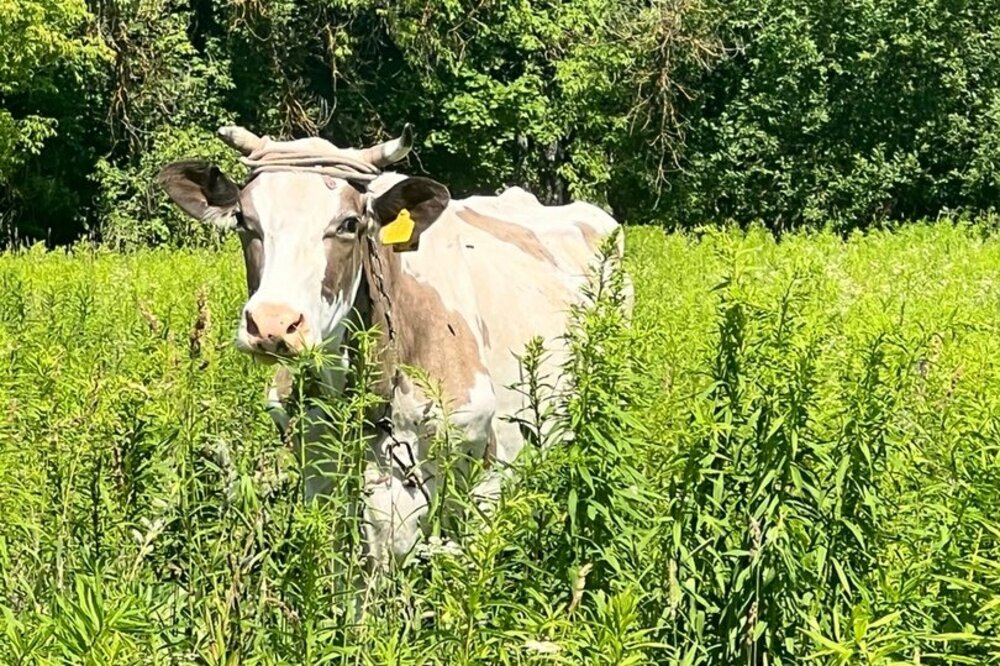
[338,216,361,236]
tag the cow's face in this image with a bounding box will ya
[157,129,449,359]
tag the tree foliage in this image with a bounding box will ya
[2,0,1000,244]
[0,0,108,241]
[667,0,1000,231]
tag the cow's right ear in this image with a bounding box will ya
[156,161,240,228]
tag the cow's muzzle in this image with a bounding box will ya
[242,302,310,355]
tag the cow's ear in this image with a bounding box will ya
[157,161,240,228]
[372,177,449,251]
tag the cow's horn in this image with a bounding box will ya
[217,126,264,155]
[360,124,414,167]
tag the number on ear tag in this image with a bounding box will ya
[379,209,415,245]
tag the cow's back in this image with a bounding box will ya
[403,186,627,469]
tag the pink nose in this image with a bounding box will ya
[245,303,309,353]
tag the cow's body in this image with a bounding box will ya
[368,179,617,554]
[281,181,626,562]
[157,126,629,565]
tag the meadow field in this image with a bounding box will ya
[1,223,1000,664]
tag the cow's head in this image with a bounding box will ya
[157,126,449,359]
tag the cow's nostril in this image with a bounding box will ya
[245,310,260,337]
[287,314,305,335]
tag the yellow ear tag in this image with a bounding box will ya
[379,208,415,246]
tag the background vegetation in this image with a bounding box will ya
[2,224,1000,663]
[3,0,1000,245]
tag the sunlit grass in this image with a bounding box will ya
[1,223,999,664]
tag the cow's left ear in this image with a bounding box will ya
[371,177,450,251]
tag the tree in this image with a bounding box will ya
[0,0,107,241]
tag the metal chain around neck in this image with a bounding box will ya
[365,235,397,344]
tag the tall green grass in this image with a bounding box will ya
[1,223,999,664]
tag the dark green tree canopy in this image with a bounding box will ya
[2,0,999,245]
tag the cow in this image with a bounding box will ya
[157,125,630,565]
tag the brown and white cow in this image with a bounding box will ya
[157,125,629,564]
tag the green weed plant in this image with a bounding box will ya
[1,223,999,663]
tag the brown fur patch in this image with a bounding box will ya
[240,236,263,295]
[456,209,558,266]
[322,238,363,304]
[322,187,366,305]
[237,182,266,295]
[392,270,487,405]
[366,243,487,405]
[575,221,602,252]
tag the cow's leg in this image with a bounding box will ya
[470,418,516,511]
[267,360,358,501]
[428,374,499,532]
[266,368,293,433]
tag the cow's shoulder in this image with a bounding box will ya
[372,230,492,417]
